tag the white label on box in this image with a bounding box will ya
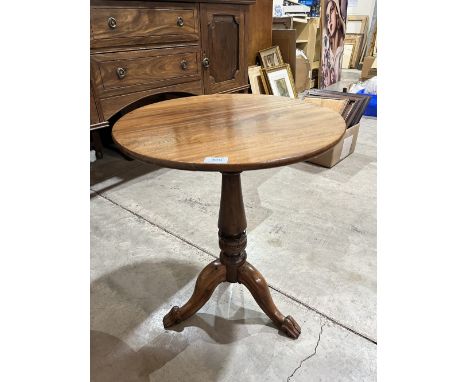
[204,156,228,164]
[340,136,354,160]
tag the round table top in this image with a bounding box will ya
[112,94,346,172]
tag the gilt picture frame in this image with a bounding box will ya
[264,64,297,99]
[259,46,284,69]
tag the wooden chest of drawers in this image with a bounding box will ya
[90,0,259,127]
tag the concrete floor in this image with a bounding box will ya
[324,69,362,92]
[91,112,377,381]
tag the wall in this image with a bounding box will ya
[347,0,376,33]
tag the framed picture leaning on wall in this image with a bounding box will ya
[264,64,297,99]
[259,46,284,69]
[344,33,364,68]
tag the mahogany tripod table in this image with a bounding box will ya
[112,94,345,339]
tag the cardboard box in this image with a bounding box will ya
[295,55,312,93]
[306,123,360,168]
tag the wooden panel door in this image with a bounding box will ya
[200,4,246,93]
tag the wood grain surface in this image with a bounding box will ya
[91,6,199,43]
[112,94,346,171]
[246,0,273,66]
[92,48,200,92]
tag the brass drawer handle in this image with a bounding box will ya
[180,60,188,71]
[177,16,184,27]
[202,57,210,68]
[108,17,117,29]
[116,67,126,79]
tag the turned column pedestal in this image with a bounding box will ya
[163,172,301,339]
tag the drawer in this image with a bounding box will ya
[91,48,201,96]
[91,6,199,47]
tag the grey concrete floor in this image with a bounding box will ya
[324,69,362,92]
[91,114,377,381]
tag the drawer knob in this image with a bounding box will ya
[108,17,117,29]
[177,17,184,27]
[180,60,188,71]
[116,67,126,79]
[202,57,210,68]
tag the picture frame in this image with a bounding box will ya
[367,24,377,57]
[305,94,358,127]
[317,90,371,126]
[303,97,350,115]
[264,64,297,99]
[344,33,364,68]
[346,15,368,35]
[305,89,371,127]
[248,65,269,95]
[258,46,284,69]
[346,15,368,64]
[341,43,355,69]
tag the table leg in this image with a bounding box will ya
[163,172,301,339]
[163,259,226,328]
[238,261,301,339]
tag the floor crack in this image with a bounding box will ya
[286,323,325,382]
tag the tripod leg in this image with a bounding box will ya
[163,259,226,328]
[238,261,301,339]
